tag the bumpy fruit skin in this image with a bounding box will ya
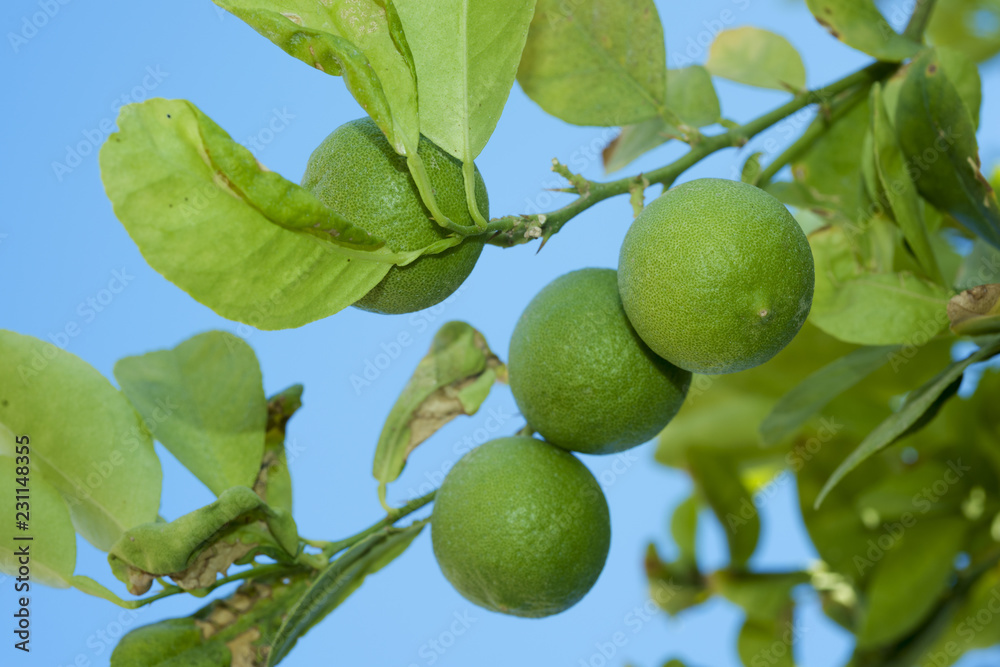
[301,118,488,314]
[508,269,691,454]
[431,437,611,618]
[618,178,814,374]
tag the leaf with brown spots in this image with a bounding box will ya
[949,284,1000,335]
[804,0,919,62]
[108,487,299,595]
[372,321,505,506]
[111,575,312,667]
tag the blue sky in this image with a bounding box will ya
[3,0,1000,665]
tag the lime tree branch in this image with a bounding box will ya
[481,61,896,249]
[320,488,437,558]
[755,82,873,188]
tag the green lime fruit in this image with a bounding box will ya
[431,437,611,618]
[618,178,814,374]
[301,118,488,314]
[508,268,691,455]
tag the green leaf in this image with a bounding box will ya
[258,385,304,515]
[936,47,982,130]
[0,331,161,551]
[895,49,1000,250]
[760,344,898,446]
[665,66,721,128]
[924,565,1000,663]
[108,486,298,595]
[716,570,809,623]
[112,573,314,665]
[267,521,426,666]
[394,0,534,161]
[804,0,920,62]
[870,84,943,283]
[114,331,266,496]
[603,120,672,174]
[517,0,667,126]
[686,448,759,569]
[706,27,805,91]
[928,0,1000,63]
[808,225,951,345]
[645,543,709,615]
[0,454,75,588]
[948,284,1000,335]
[854,461,963,520]
[792,99,870,218]
[214,0,419,154]
[955,239,1000,291]
[815,334,1000,506]
[372,322,503,505]
[110,618,230,667]
[98,98,432,329]
[602,66,719,173]
[737,614,795,667]
[670,494,699,569]
[856,517,966,649]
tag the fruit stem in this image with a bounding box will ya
[407,152,480,235]
[481,60,897,248]
[322,488,437,559]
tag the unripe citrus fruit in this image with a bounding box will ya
[431,437,611,618]
[508,268,690,454]
[618,178,814,374]
[301,118,488,314]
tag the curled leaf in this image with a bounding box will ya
[112,574,313,667]
[214,0,419,153]
[100,99,395,329]
[108,487,298,594]
[266,521,427,665]
[948,284,1000,335]
[254,384,304,514]
[372,322,504,505]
